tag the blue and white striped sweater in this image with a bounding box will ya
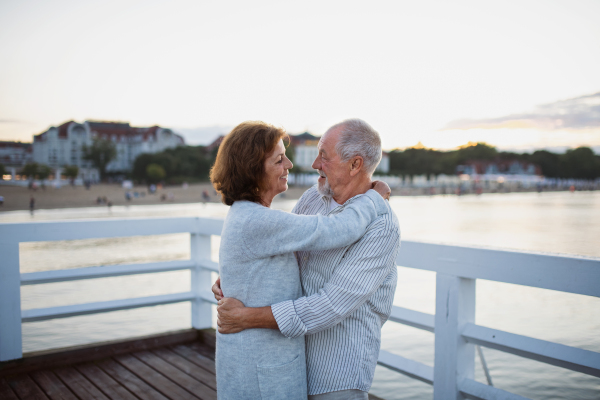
[272,185,400,395]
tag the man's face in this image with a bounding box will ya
[312,127,348,198]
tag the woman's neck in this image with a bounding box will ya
[259,195,274,208]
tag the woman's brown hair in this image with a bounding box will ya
[210,121,288,206]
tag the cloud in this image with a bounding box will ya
[443,92,600,131]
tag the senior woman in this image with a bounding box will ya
[209,121,388,400]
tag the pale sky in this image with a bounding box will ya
[1,0,599,151]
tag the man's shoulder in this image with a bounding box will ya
[365,202,400,241]
[293,185,322,215]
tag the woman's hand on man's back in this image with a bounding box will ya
[212,277,223,301]
[372,180,391,200]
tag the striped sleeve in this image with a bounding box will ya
[272,219,400,339]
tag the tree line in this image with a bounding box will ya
[388,143,600,180]
[4,139,597,184]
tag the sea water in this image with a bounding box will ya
[1,191,599,399]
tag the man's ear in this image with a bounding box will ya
[349,156,364,177]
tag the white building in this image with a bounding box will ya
[290,132,390,173]
[0,142,32,166]
[33,120,184,180]
[290,132,321,171]
[0,141,33,180]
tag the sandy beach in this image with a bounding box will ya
[0,183,312,212]
[0,181,582,213]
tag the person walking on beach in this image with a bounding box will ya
[215,119,401,399]
[29,196,35,215]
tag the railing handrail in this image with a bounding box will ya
[0,216,224,243]
[397,241,600,298]
[4,218,598,298]
[1,216,599,400]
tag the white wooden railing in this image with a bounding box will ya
[1,217,599,400]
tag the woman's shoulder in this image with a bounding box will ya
[225,201,271,231]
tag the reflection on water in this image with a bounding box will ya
[3,191,600,399]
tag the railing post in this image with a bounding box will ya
[190,228,213,329]
[433,273,476,400]
[0,241,23,361]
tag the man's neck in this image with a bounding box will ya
[331,177,372,204]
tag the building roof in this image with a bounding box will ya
[0,141,32,149]
[290,132,320,145]
[33,121,184,144]
[57,121,74,139]
[206,135,225,151]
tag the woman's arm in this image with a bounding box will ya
[242,189,388,259]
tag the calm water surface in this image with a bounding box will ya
[1,191,599,399]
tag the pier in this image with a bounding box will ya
[1,217,599,399]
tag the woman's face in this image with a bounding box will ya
[261,138,293,205]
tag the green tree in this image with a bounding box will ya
[389,147,455,179]
[455,142,497,164]
[82,138,117,181]
[146,163,166,183]
[560,147,600,179]
[63,165,79,181]
[37,164,52,181]
[21,163,39,180]
[530,150,560,177]
[132,145,215,183]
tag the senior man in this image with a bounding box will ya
[214,119,401,400]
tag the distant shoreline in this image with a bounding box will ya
[0,182,594,213]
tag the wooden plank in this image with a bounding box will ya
[1,329,199,377]
[0,242,23,362]
[462,323,600,378]
[6,374,50,400]
[377,349,433,385]
[196,259,219,273]
[30,370,77,400]
[133,351,216,400]
[1,218,196,243]
[53,367,109,400]
[2,217,225,243]
[115,353,200,400]
[397,240,600,298]
[198,330,216,350]
[97,359,169,400]
[433,274,476,400]
[152,348,217,390]
[0,378,19,400]
[21,260,196,286]
[389,306,435,333]
[21,291,196,323]
[171,345,215,373]
[459,378,530,400]
[76,363,138,400]
[191,234,213,329]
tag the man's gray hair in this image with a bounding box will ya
[329,119,382,176]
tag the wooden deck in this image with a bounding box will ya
[0,329,384,400]
[0,329,217,400]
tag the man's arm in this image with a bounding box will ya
[217,298,277,333]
